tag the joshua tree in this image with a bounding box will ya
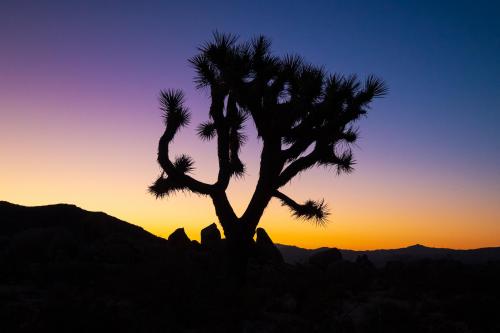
[149,33,386,264]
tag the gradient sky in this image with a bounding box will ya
[1,0,499,249]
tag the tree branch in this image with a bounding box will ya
[274,190,329,225]
[157,131,214,195]
[277,149,319,188]
[210,190,238,232]
[210,90,232,189]
[273,190,302,211]
[240,138,283,229]
[282,137,315,161]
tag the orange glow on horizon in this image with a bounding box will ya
[1,43,499,251]
[1,97,499,251]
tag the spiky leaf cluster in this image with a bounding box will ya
[196,121,216,141]
[159,89,190,139]
[290,199,330,226]
[189,32,251,90]
[173,154,195,174]
[148,175,188,198]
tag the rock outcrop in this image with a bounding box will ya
[255,227,283,264]
[200,223,221,249]
[167,227,191,250]
[308,248,342,268]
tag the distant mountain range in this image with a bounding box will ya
[277,243,500,266]
[2,200,499,267]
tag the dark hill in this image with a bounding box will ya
[0,201,168,264]
[277,243,500,267]
[0,200,152,237]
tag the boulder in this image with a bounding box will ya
[191,240,202,251]
[255,227,283,264]
[200,223,221,249]
[308,248,342,268]
[356,254,374,268]
[167,228,191,250]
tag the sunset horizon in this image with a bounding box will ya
[3,198,499,252]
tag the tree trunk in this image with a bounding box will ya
[224,223,254,284]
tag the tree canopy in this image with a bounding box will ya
[150,32,386,240]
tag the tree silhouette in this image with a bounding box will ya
[149,33,386,267]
